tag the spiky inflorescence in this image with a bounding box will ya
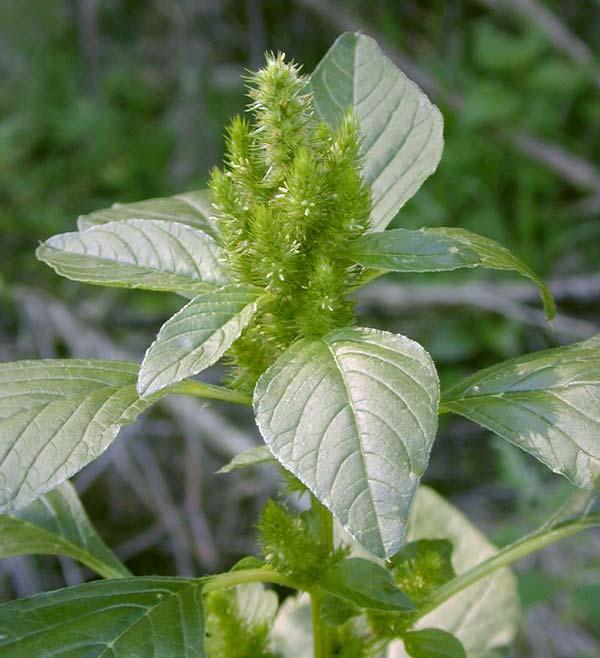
[210,52,371,392]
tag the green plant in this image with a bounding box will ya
[0,32,599,657]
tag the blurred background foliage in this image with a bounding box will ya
[0,1,599,655]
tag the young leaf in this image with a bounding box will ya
[320,557,414,611]
[351,227,555,320]
[37,219,229,295]
[138,285,263,398]
[254,327,439,558]
[77,189,217,236]
[387,487,519,658]
[310,32,443,232]
[0,360,152,514]
[217,445,275,474]
[0,578,205,657]
[402,629,467,658]
[0,480,130,579]
[442,333,600,488]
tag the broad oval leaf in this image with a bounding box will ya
[402,629,467,658]
[0,480,130,579]
[254,327,439,558]
[388,487,520,658]
[0,577,205,657]
[37,219,229,295]
[0,359,150,513]
[351,227,555,320]
[320,557,414,611]
[77,189,217,236]
[311,32,444,232]
[138,285,262,398]
[442,333,600,488]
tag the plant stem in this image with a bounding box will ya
[169,379,252,406]
[416,513,600,620]
[310,497,334,658]
[201,566,295,592]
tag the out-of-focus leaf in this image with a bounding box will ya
[0,480,130,579]
[402,628,467,658]
[388,487,520,658]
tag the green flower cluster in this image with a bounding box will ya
[257,500,347,589]
[209,53,371,391]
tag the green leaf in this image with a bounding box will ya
[254,327,439,558]
[442,334,600,488]
[389,539,456,604]
[351,227,556,320]
[0,577,205,657]
[138,285,262,398]
[0,359,151,513]
[217,445,275,474]
[0,480,130,579]
[320,557,414,611]
[387,487,520,658]
[77,189,217,237]
[37,219,229,295]
[320,594,360,626]
[311,32,443,232]
[402,629,467,658]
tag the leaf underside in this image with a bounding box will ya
[443,333,600,488]
[138,285,262,398]
[254,327,439,558]
[0,360,149,514]
[37,219,229,295]
[311,32,444,232]
[77,189,217,237]
[0,578,206,657]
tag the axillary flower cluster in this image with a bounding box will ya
[209,53,372,392]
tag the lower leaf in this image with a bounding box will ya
[0,480,129,579]
[0,578,206,657]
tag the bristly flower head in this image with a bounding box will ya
[210,52,371,392]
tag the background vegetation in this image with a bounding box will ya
[0,1,599,655]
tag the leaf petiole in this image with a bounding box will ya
[169,379,252,406]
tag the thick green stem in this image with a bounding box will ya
[310,497,335,658]
[201,566,295,593]
[416,513,600,620]
[169,379,252,406]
